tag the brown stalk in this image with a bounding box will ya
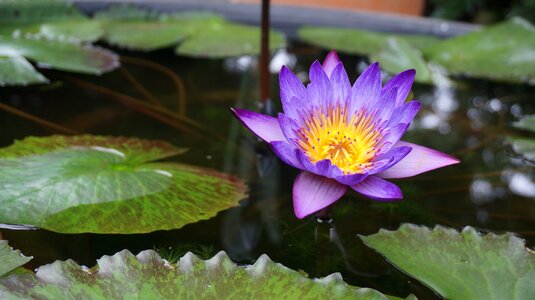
[0,102,79,134]
[120,66,163,108]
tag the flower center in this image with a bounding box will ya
[297,105,382,174]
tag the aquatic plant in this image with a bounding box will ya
[232,51,459,218]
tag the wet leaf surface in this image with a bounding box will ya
[0,249,401,299]
[360,224,535,300]
[0,55,47,86]
[0,135,247,233]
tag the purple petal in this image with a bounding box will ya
[308,60,332,108]
[277,113,301,143]
[293,171,347,219]
[371,87,397,122]
[334,173,368,185]
[382,69,416,107]
[377,141,460,179]
[351,176,402,201]
[280,66,307,119]
[329,63,351,108]
[270,141,304,169]
[387,100,421,127]
[322,50,341,78]
[378,123,410,153]
[349,62,382,116]
[231,108,285,142]
[369,146,412,175]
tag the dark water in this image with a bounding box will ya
[0,45,534,299]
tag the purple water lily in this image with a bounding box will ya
[232,50,459,219]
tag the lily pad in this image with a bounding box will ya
[0,241,32,278]
[370,38,433,84]
[0,0,85,25]
[0,249,399,299]
[424,18,535,84]
[360,224,535,300]
[513,114,535,132]
[0,135,247,233]
[96,7,285,56]
[0,55,47,86]
[507,137,535,161]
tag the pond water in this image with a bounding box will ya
[0,44,534,299]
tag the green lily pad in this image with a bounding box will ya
[370,38,433,84]
[0,135,247,233]
[513,115,535,133]
[424,18,535,84]
[96,6,285,56]
[0,55,47,86]
[506,137,535,161]
[0,35,118,75]
[0,0,85,25]
[0,241,32,278]
[0,249,399,299]
[360,224,535,300]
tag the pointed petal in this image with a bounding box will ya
[293,171,347,219]
[369,146,412,175]
[329,63,351,108]
[371,87,397,122]
[322,50,341,78]
[280,66,306,118]
[377,141,460,179]
[350,62,382,115]
[308,60,332,108]
[231,108,285,142]
[382,69,416,107]
[351,176,402,201]
[387,100,421,127]
[277,113,301,142]
[270,141,304,169]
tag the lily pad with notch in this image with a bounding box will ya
[0,135,247,234]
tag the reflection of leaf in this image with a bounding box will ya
[507,137,535,161]
[424,18,535,84]
[360,224,535,300]
[0,250,397,299]
[0,241,32,278]
[0,55,47,86]
[371,38,433,84]
[513,115,535,133]
[0,135,247,234]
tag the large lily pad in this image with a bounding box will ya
[424,18,535,84]
[0,241,31,278]
[360,224,535,300]
[0,249,398,299]
[370,38,433,84]
[0,135,247,233]
[96,7,286,57]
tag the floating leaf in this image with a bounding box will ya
[0,249,402,299]
[0,35,118,75]
[507,137,535,161]
[370,38,433,84]
[424,18,535,84]
[0,55,47,86]
[0,241,32,278]
[513,114,535,133]
[0,135,247,233]
[360,224,535,300]
[0,0,85,25]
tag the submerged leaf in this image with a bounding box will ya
[0,135,247,233]
[360,224,535,300]
[0,241,32,278]
[0,250,399,299]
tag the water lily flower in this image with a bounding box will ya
[231,50,459,219]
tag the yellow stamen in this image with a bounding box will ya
[297,105,382,174]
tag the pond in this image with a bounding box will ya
[0,41,534,298]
